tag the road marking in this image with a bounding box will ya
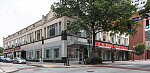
[46,66,54,67]
[9,69,17,70]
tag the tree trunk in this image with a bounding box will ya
[92,23,96,57]
[139,56,140,61]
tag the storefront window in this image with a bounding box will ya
[103,52,105,60]
[46,50,49,58]
[54,48,59,58]
[36,51,40,59]
[107,51,110,60]
[29,51,32,59]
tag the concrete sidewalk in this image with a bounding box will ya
[26,61,114,68]
[26,59,150,68]
[26,61,93,68]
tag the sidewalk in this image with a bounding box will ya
[26,61,93,68]
[26,59,150,68]
[0,66,18,73]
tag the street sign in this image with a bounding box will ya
[87,45,89,50]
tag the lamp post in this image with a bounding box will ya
[145,49,147,60]
[87,36,91,58]
[131,46,136,61]
[111,45,116,63]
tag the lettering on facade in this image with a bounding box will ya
[95,42,128,50]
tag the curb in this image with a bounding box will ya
[27,63,91,68]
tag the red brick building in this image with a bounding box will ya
[129,14,150,60]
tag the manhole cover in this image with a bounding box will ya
[33,69,41,71]
[87,71,94,72]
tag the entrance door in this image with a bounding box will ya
[21,51,26,59]
[79,52,83,62]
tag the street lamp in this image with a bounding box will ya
[131,46,136,61]
[111,45,116,63]
[87,36,91,58]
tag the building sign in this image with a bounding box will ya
[114,45,128,50]
[95,42,128,50]
[3,46,21,53]
[95,42,113,48]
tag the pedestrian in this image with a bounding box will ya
[39,56,42,63]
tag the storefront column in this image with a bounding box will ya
[33,43,35,60]
[42,44,44,62]
[26,47,27,60]
[101,49,103,59]
[62,40,67,58]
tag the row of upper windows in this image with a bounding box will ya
[4,21,63,49]
[96,32,129,46]
[3,21,129,49]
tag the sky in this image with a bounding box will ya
[0,0,58,47]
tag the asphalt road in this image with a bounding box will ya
[15,67,149,73]
[1,60,150,73]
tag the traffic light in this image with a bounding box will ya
[127,21,131,31]
[146,19,149,29]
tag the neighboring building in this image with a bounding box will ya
[145,30,150,59]
[3,11,129,62]
[131,0,147,11]
[129,14,150,60]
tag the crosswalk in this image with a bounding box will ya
[0,69,3,73]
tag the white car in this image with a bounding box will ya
[13,57,26,64]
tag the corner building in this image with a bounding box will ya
[3,11,129,62]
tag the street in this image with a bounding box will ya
[1,60,150,73]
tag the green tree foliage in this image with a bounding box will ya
[134,43,146,60]
[0,47,3,56]
[51,0,140,53]
[139,0,150,18]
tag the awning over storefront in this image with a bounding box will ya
[95,41,130,51]
[3,46,21,53]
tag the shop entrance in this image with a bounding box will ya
[21,50,26,59]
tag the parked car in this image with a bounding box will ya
[13,57,26,64]
[0,56,5,62]
[3,57,12,63]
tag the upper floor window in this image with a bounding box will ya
[67,21,71,27]
[47,26,50,38]
[111,36,114,43]
[103,32,106,41]
[59,22,61,35]
[44,27,46,39]
[35,31,37,41]
[55,23,58,35]
[37,30,41,41]
[41,29,42,40]
[50,24,55,36]
[118,37,121,44]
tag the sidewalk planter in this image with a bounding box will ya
[85,57,102,64]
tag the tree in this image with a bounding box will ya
[134,43,146,60]
[139,0,150,18]
[51,0,140,56]
[0,47,4,56]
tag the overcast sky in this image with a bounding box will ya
[0,0,58,47]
